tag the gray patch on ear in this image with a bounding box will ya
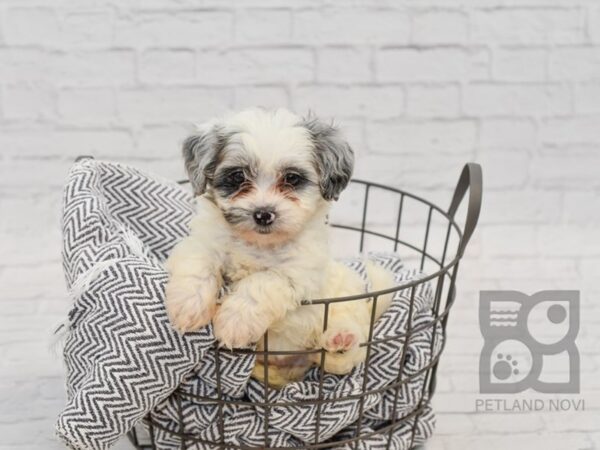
[182,125,227,195]
[301,116,355,201]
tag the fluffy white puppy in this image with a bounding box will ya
[165,108,393,381]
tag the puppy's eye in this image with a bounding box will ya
[283,173,302,187]
[227,170,246,185]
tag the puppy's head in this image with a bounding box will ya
[183,108,354,246]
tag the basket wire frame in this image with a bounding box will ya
[127,163,482,450]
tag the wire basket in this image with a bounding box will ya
[127,163,482,450]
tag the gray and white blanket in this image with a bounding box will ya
[56,159,443,450]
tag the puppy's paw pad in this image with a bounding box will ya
[323,329,358,353]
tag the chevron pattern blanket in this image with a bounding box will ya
[56,159,443,450]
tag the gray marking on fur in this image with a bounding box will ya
[300,115,354,201]
[183,126,233,195]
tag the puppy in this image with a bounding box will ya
[165,108,394,383]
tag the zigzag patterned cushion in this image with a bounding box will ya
[56,159,443,450]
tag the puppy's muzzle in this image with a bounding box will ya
[253,209,276,226]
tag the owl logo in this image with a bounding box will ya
[479,290,579,394]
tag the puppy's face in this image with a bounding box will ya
[210,132,323,246]
[183,109,354,246]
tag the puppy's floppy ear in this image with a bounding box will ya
[182,123,225,196]
[302,116,354,201]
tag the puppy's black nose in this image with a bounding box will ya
[253,209,276,226]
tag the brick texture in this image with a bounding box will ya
[0,2,598,449]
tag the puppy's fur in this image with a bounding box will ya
[165,108,394,382]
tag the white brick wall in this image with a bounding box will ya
[0,1,598,449]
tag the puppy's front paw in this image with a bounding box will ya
[165,275,219,333]
[212,298,266,349]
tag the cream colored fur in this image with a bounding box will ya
[165,108,395,382]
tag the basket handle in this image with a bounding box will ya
[447,163,482,257]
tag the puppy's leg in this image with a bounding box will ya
[318,302,369,375]
[212,271,300,349]
[315,260,396,374]
[165,198,229,333]
[304,261,366,373]
[165,235,222,333]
